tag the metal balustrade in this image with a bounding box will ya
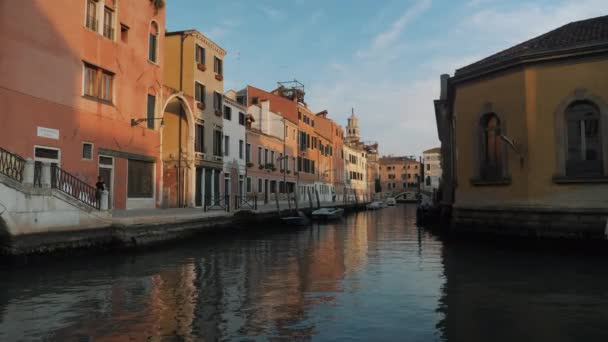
[0,147,25,182]
[51,164,100,209]
[235,195,257,210]
[204,195,230,212]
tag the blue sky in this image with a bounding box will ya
[167,0,607,156]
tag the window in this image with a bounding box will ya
[285,154,289,171]
[196,45,205,65]
[214,92,222,112]
[239,140,244,159]
[82,143,93,160]
[566,102,603,177]
[246,143,251,163]
[246,177,252,192]
[427,164,430,171]
[258,146,262,164]
[224,135,230,156]
[258,178,262,192]
[195,124,205,153]
[120,23,129,43]
[311,119,315,127]
[149,22,158,63]
[426,176,431,186]
[103,7,114,39]
[86,0,97,31]
[214,56,223,76]
[128,160,153,198]
[264,149,269,164]
[252,97,259,105]
[270,151,275,165]
[147,94,155,129]
[213,129,222,156]
[100,71,113,102]
[84,64,113,103]
[224,105,232,120]
[195,82,205,104]
[239,112,246,125]
[480,113,504,180]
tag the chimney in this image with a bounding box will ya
[261,100,270,133]
[440,74,449,100]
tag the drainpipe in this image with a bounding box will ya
[177,32,185,207]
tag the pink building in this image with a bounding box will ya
[0,0,165,210]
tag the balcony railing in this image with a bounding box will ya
[0,147,25,182]
[103,26,114,40]
[86,16,98,31]
[235,195,257,210]
[51,164,100,209]
[204,195,230,212]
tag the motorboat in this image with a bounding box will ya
[311,207,344,220]
[281,211,311,226]
[366,201,386,210]
[385,197,397,206]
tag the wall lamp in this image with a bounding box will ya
[131,117,165,128]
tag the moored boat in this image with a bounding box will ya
[311,207,344,220]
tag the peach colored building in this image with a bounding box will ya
[0,0,165,210]
[379,156,421,195]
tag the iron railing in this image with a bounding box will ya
[86,16,98,31]
[235,194,257,210]
[103,26,114,40]
[51,164,100,209]
[0,147,25,182]
[33,161,42,187]
[204,195,230,212]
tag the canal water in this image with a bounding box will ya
[2,205,608,341]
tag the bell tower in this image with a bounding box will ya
[345,108,360,144]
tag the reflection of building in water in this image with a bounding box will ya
[343,215,369,277]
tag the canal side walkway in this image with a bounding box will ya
[3,200,368,256]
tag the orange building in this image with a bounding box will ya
[379,156,421,195]
[0,0,165,210]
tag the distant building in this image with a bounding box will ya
[422,147,441,192]
[379,156,421,196]
[222,90,247,199]
[434,15,608,237]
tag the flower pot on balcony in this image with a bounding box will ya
[215,110,222,117]
[259,165,264,170]
[197,102,205,110]
[286,170,291,174]
[247,162,254,168]
[215,74,224,81]
[197,63,206,72]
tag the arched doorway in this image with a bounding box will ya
[162,96,193,208]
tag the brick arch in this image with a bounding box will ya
[553,88,608,176]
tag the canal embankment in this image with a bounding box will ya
[1,202,369,256]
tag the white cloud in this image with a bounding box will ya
[371,0,432,51]
[260,6,285,20]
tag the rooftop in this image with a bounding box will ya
[455,15,608,79]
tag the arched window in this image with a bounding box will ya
[149,21,159,63]
[565,101,603,177]
[480,113,503,180]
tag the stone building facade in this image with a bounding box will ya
[434,15,608,238]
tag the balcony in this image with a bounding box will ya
[103,26,114,40]
[86,16,98,31]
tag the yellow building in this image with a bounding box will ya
[435,15,608,238]
[163,30,226,207]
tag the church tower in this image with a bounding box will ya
[345,108,360,144]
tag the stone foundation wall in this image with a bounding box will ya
[453,206,608,239]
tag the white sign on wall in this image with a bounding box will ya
[37,127,59,140]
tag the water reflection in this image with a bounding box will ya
[3,206,606,341]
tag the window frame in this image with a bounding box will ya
[127,159,154,199]
[82,142,94,161]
